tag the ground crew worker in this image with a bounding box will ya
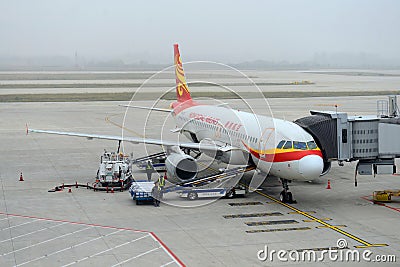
[152,181,161,207]
[155,175,165,204]
[146,160,154,181]
[158,175,165,189]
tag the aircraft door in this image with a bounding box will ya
[258,128,275,160]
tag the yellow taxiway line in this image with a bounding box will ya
[252,188,387,248]
[105,114,145,138]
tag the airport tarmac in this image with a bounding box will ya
[1,69,400,95]
[1,94,400,265]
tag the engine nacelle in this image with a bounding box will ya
[165,153,198,183]
[217,150,249,165]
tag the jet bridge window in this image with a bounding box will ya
[277,140,286,149]
[293,141,307,150]
[283,141,293,149]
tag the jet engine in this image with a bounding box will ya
[165,153,198,183]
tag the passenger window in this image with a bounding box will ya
[283,141,293,149]
[293,141,307,150]
[307,141,317,149]
[276,140,286,149]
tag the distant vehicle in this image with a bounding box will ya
[179,188,226,200]
[129,181,155,205]
[178,183,248,200]
[96,150,132,187]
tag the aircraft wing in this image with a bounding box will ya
[119,104,172,113]
[28,128,240,153]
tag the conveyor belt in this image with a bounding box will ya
[132,152,166,164]
[163,165,255,193]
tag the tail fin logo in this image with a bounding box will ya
[175,53,189,96]
[174,44,191,101]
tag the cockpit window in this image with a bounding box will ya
[293,141,307,150]
[283,141,293,149]
[307,141,317,149]
[276,140,286,149]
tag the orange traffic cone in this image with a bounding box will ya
[111,187,114,193]
[19,172,24,181]
[68,187,72,193]
[326,180,331,189]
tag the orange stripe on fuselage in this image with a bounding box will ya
[242,142,323,162]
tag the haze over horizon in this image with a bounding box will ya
[1,0,399,68]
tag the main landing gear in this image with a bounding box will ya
[279,178,296,204]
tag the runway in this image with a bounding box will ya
[1,71,400,266]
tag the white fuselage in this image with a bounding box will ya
[174,105,323,181]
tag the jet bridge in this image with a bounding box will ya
[294,96,400,177]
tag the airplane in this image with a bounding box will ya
[28,44,327,203]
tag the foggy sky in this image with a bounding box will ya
[1,0,400,64]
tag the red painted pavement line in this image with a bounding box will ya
[150,232,186,267]
[361,196,400,213]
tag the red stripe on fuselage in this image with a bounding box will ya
[270,150,323,162]
[243,142,323,162]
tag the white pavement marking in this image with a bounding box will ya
[0,222,69,243]
[61,234,150,267]
[110,246,161,267]
[15,229,124,266]
[1,226,92,256]
[0,219,41,231]
[0,213,183,266]
[161,260,177,267]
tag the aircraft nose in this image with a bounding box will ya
[299,155,323,180]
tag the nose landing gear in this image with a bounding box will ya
[279,178,296,204]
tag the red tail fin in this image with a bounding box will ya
[174,44,191,102]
